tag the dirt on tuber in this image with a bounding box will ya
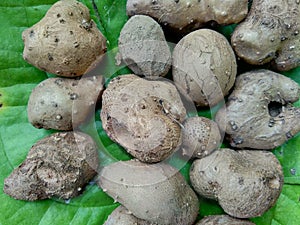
[4,132,99,201]
[117,15,171,78]
[101,74,186,163]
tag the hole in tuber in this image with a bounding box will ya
[268,101,283,117]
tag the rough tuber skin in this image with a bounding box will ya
[196,215,255,225]
[27,76,104,131]
[101,74,186,163]
[190,148,283,218]
[173,29,237,107]
[215,69,300,149]
[231,0,300,71]
[22,0,107,77]
[117,15,171,78]
[127,0,248,33]
[98,160,199,225]
[104,205,156,225]
[4,132,99,201]
[182,116,221,158]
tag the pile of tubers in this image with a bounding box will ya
[3,0,300,224]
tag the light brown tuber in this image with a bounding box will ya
[22,0,107,77]
[190,148,283,218]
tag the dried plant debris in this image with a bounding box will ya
[216,70,300,149]
[190,148,283,218]
[4,132,99,201]
[99,160,199,225]
[232,0,300,71]
[118,15,171,78]
[27,76,104,131]
[101,74,186,163]
[127,0,248,33]
[173,29,237,107]
[182,116,221,158]
[22,0,107,77]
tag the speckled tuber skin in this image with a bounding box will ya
[104,206,156,225]
[190,148,283,218]
[117,15,171,78]
[127,0,248,33]
[22,0,107,77]
[182,116,221,158]
[98,160,199,225]
[173,29,237,107]
[196,215,255,225]
[101,74,186,163]
[231,0,300,71]
[27,76,104,131]
[215,70,300,149]
[4,132,99,201]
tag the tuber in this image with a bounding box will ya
[173,29,237,107]
[127,0,248,33]
[182,116,221,158]
[22,0,107,77]
[190,148,283,218]
[196,215,255,225]
[27,76,104,131]
[117,15,171,78]
[104,205,155,225]
[215,69,300,149]
[101,74,186,163]
[231,0,300,71]
[98,159,199,225]
[4,132,99,201]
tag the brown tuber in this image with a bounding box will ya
[4,132,99,201]
[173,29,237,107]
[190,148,283,218]
[104,205,155,225]
[127,0,248,33]
[27,76,104,131]
[196,215,255,225]
[231,0,300,71]
[182,116,221,158]
[117,15,171,78]
[22,0,107,77]
[98,160,199,225]
[101,74,186,163]
[215,69,300,149]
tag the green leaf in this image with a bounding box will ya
[1,0,300,225]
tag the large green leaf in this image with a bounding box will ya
[0,0,300,225]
